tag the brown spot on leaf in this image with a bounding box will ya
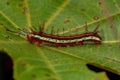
[98,1,102,5]
[6,1,10,5]
[5,36,12,40]
[0,22,3,25]
[74,63,79,66]
[32,74,36,78]
[67,17,70,18]
[23,7,28,14]
[101,9,107,14]
[45,74,51,77]
[81,8,86,12]
[113,2,116,5]
[118,45,120,49]
[20,61,27,66]
[64,19,71,24]
[110,25,113,29]
[95,78,100,80]
[18,3,23,7]
[108,44,112,47]
[93,16,99,20]
[54,59,59,63]
[21,0,24,1]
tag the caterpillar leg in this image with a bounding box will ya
[65,44,69,48]
[33,40,43,46]
[95,41,101,45]
[78,42,83,45]
[56,44,61,48]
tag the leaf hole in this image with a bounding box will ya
[87,64,120,80]
[0,51,14,80]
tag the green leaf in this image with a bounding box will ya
[0,0,120,80]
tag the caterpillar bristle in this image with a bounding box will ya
[57,29,59,36]
[39,22,45,33]
[93,24,100,33]
[51,26,54,34]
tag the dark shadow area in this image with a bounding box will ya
[0,51,14,80]
[87,64,120,80]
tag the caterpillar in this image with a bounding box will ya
[2,22,102,48]
[27,23,102,47]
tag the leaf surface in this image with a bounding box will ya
[0,0,120,80]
